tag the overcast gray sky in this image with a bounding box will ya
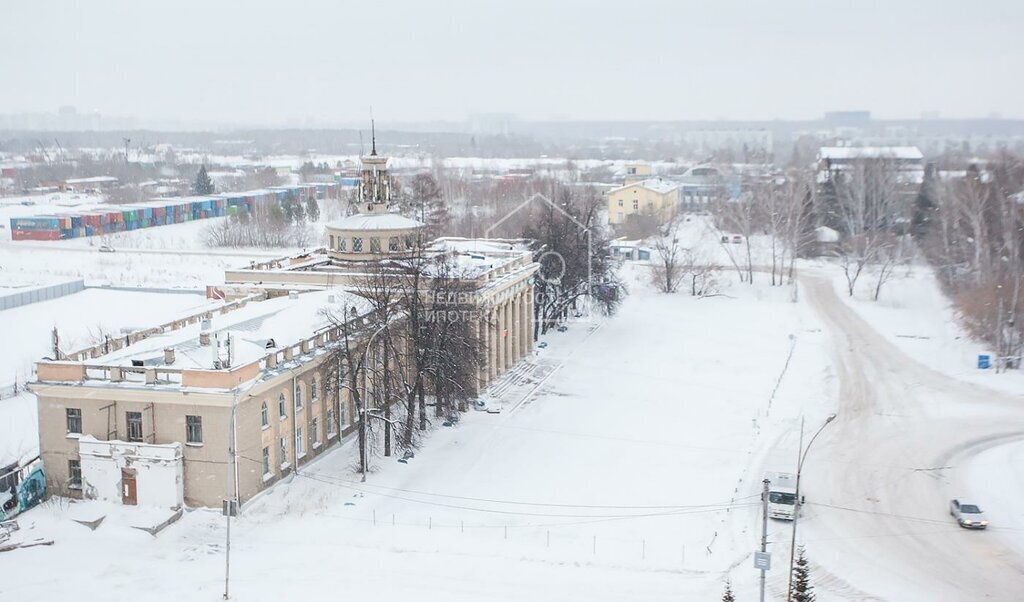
[1,0,1021,126]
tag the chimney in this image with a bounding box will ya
[164,347,176,364]
[199,332,211,346]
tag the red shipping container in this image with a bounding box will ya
[12,228,61,241]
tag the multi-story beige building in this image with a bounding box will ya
[31,144,539,511]
[606,177,680,225]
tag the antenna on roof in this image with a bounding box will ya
[370,106,377,157]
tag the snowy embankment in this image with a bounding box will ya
[0,265,835,601]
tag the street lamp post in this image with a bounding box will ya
[786,413,836,601]
[360,322,389,482]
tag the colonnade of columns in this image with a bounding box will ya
[477,287,534,392]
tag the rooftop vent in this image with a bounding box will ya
[164,347,175,365]
[199,332,211,346]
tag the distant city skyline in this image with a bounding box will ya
[1,0,1022,127]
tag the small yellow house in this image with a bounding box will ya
[606,178,679,225]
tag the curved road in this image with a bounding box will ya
[793,275,1024,601]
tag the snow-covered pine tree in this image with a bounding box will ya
[721,581,736,602]
[305,197,320,222]
[193,164,214,195]
[792,546,815,602]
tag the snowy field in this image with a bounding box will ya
[0,266,836,601]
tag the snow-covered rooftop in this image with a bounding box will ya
[609,178,679,195]
[88,289,370,371]
[326,213,425,231]
[818,146,924,161]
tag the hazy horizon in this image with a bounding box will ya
[2,0,1022,127]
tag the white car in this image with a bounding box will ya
[472,399,501,414]
[98,244,115,253]
[950,499,988,529]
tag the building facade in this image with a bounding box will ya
[606,178,680,225]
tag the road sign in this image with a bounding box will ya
[754,551,771,570]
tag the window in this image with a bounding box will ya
[279,437,288,466]
[262,446,270,476]
[296,427,305,457]
[617,199,623,207]
[329,234,335,249]
[68,459,82,489]
[389,236,399,251]
[126,411,143,442]
[327,405,336,437]
[278,393,287,419]
[338,237,347,252]
[352,237,363,252]
[311,378,318,402]
[404,235,414,249]
[66,408,82,434]
[632,200,639,210]
[295,384,303,411]
[312,417,319,446]
[369,237,381,253]
[261,402,269,428]
[186,415,203,444]
[339,399,347,428]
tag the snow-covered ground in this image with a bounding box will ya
[0,266,835,601]
[831,265,1024,395]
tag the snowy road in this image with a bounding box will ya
[797,275,1024,601]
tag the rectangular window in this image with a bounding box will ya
[126,411,143,442]
[389,236,399,251]
[295,384,303,411]
[66,408,82,434]
[404,235,414,249]
[327,406,336,437]
[261,402,269,428]
[338,238,346,251]
[617,199,623,207]
[296,427,305,457]
[68,459,82,489]
[262,446,270,476]
[339,399,347,428]
[352,237,363,252]
[311,378,318,402]
[370,237,381,253]
[632,200,639,210]
[279,394,287,418]
[279,437,288,467]
[329,234,335,249]
[186,415,203,444]
[312,417,319,446]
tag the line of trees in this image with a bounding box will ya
[914,156,1024,367]
[203,197,320,248]
[320,250,484,474]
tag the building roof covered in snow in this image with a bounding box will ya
[818,146,924,161]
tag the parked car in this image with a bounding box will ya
[556,325,568,332]
[537,341,548,349]
[731,235,743,244]
[472,399,501,414]
[950,499,988,529]
[98,244,115,253]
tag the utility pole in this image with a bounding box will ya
[123,137,131,164]
[223,384,238,599]
[760,478,770,602]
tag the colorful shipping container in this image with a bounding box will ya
[8,184,336,241]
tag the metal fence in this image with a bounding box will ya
[0,279,85,311]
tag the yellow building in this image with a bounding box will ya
[606,178,679,225]
[623,163,653,185]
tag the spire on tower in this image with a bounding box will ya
[370,118,377,156]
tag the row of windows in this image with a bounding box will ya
[66,408,202,444]
[330,234,415,254]
[261,377,326,427]
[262,414,332,476]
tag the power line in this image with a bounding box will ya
[296,471,759,519]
